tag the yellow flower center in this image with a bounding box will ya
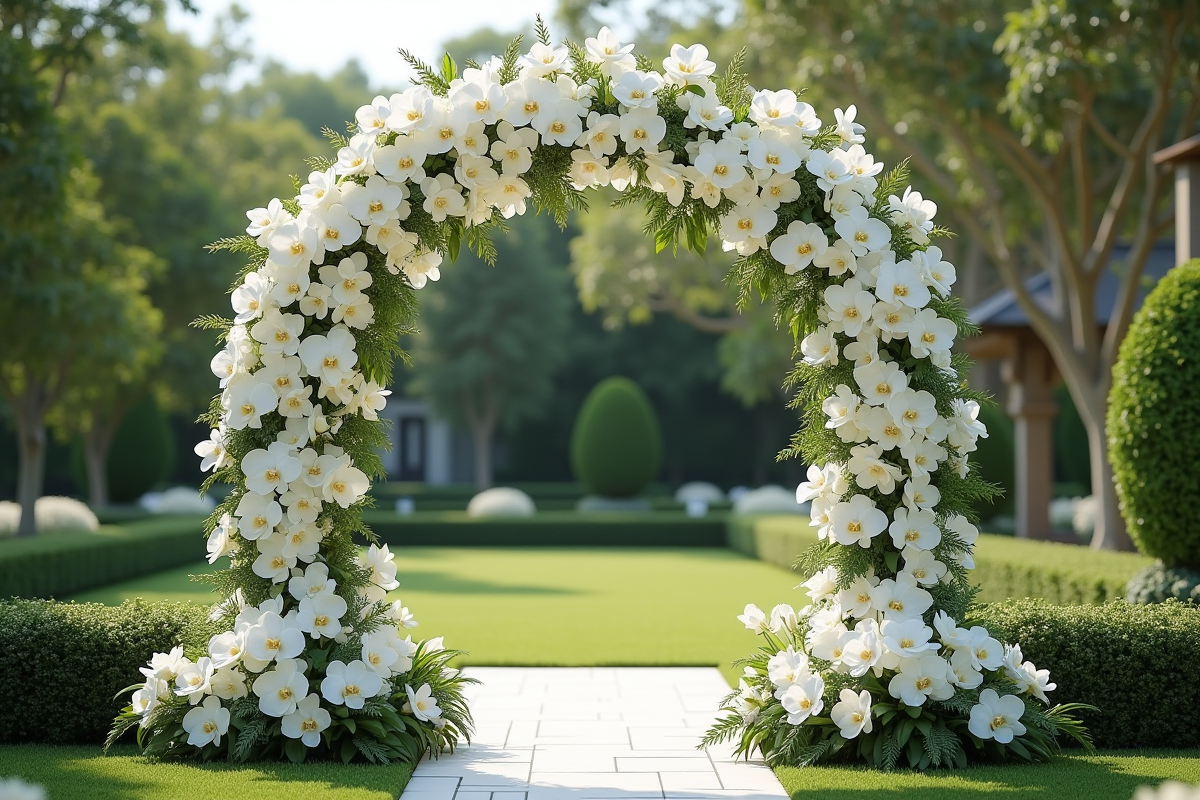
[314,614,329,627]
[523,100,538,114]
[991,715,1007,731]
[274,330,289,342]
[854,231,869,243]
[767,154,780,165]
[265,637,280,651]
[289,242,305,256]
[369,201,383,213]
[797,243,812,255]
[798,697,812,709]
[323,356,338,369]
[916,677,932,691]
[847,521,862,533]
[332,481,346,494]
[845,307,858,318]
[895,285,909,297]
[325,227,340,240]
[900,638,914,648]
[203,721,217,734]
[905,529,920,541]
[265,469,280,482]
[888,600,904,611]
[551,121,566,134]
[630,89,645,99]
[278,687,292,700]
[876,382,892,395]
[922,331,936,343]
[885,424,900,437]
[301,719,319,731]
[398,156,413,169]
[241,404,255,416]
[904,410,919,421]
[737,218,753,231]
[253,515,267,527]
[475,99,489,112]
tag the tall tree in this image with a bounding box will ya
[738,0,1199,550]
[411,216,571,489]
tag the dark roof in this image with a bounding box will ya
[1154,134,1200,165]
[969,241,1177,328]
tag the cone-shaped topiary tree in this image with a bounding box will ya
[571,377,663,498]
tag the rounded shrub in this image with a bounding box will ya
[1126,563,1200,605]
[970,403,1015,520]
[570,377,663,498]
[1108,259,1200,568]
[106,394,175,503]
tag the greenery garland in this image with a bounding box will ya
[109,19,1091,768]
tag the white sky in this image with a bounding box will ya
[166,0,655,86]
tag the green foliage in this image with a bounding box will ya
[0,598,213,744]
[1108,260,1200,568]
[105,393,176,503]
[570,377,664,498]
[977,599,1200,748]
[1125,563,1200,605]
[0,516,203,599]
[972,403,1014,519]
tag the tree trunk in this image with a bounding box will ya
[1087,418,1133,552]
[470,422,494,491]
[462,381,497,491]
[83,422,114,508]
[14,410,47,538]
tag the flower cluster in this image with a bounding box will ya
[110,20,1090,767]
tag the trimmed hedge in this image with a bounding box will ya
[570,377,663,498]
[728,515,1152,604]
[0,516,206,599]
[365,510,726,547]
[977,599,1200,748]
[0,599,214,744]
[1109,259,1200,568]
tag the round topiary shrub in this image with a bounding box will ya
[106,394,175,504]
[1108,259,1200,568]
[570,377,662,499]
[970,402,1015,521]
[1126,563,1200,605]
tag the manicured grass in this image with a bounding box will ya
[777,749,1200,799]
[69,546,804,683]
[0,744,413,800]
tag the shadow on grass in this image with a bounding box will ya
[397,569,581,596]
[778,750,1200,800]
[1,744,413,800]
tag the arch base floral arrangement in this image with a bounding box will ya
[108,19,1092,767]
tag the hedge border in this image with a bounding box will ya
[0,516,206,599]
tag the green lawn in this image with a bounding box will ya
[778,750,1200,799]
[69,546,805,684]
[0,745,413,800]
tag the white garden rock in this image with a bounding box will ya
[466,487,536,517]
[733,485,805,515]
[139,487,217,515]
[673,481,725,505]
[0,497,99,536]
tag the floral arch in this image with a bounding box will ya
[110,21,1090,768]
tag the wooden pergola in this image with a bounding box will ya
[964,241,1177,540]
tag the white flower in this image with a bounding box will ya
[769,603,798,633]
[906,309,956,359]
[757,172,801,210]
[661,43,715,86]
[837,574,877,619]
[770,221,828,274]
[299,168,341,210]
[267,221,319,270]
[245,197,290,245]
[694,138,747,189]
[307,205,362,261]
[796,464,845,505]
[182,695,229,747]
[252,534,297,583]
[404,683,442,722]
[585,26,636,77]
[749,89,804,128]
[241,442,302,495]
[800,327,838,367]
[833,106,866,145]
[618,106,666,153]
[289,561,334,602]
[913,246,955,295]
[206,514,237,564]
[569,149,611,189]
[871,301,914,342]
[854,359,908,406]
[876,259,931,309]
[901,547,948,587]
[297,592,348,639]
[801,565,839,602]
[322,660,384,709]
[880,619,940,668]
[822,279,873,338]
[195,428,229,473]
[280,692,331,747]
[576,112,621,157]
[902,474,941,512]
[231,272,271,325]
[887,389,938,438]
[968,689,1027,744]
[319,252,372,308]
[142,648,184,683]
[355,94,391,135]
[454,153,499,191]
[401,249,443,289]
[737,603,769,633]
[375,136,429,183]
[683,90,732,132]
[847,443,903,493]
[209,667,248,701]
[234,492,282,541]
[450,76,507,126]
[900,438,945,480]
[888,655,954,706]
[324,462,370,509]
[889,507,942,551]
[253,658,309,718]
[889,187,937,244]
[807,149,852,192]
[947,399,988,452]
[834,206,892,256]
[860,406,910,450]
[280,520,323,561]
[964,627,1005,671]
[420,173,467,222]
[839,618,883,677]
[485,176,533,219]
[388,86,434,133]
[779,673,825,725]
[343,176,405,225]
[361,629,401,675]
[245,611,305,669]
[208,629,246,670]
[870,573,933,621]
[519,41,569,78]
[489,122,538,175]
[270,262,311,309]
[335,136,374,176]
[298,325,358,386]
[933,611,974,650]
[823,384,869,443]
[364,543,400,591]
[1005,647,1056,703]
[827,494,888,548]
[949,648,985,689]
[719,198,776,249]
[831,688,873,739]
[174,656,214,704]
[250,309,305,357]
[815,238,858,276]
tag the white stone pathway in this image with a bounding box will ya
[399,667,789,800]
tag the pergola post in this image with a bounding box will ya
[1002,335,1057,540]
[1153,134,1200,265]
